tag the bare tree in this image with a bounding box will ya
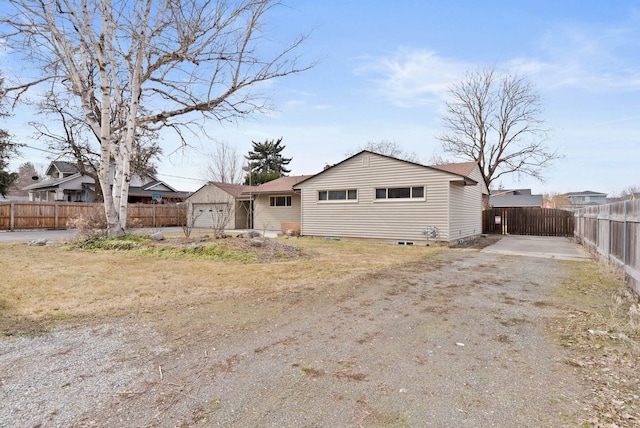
[1,0,311,237]
[437,67,560,189]
[204,141,244,184]
[620,185,640,201]
[29,92,162,201]
[347,140,421,163]
[542,192,571,209]
[0,75,20,197]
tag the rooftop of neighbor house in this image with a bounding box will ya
[564,190,608,196]
[489,194,543,208]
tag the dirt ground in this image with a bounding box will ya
[0,239,636,427]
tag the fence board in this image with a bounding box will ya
[575,200,640,294]
[483,207,574,237]
[0,202,186,230]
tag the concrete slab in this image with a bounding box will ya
[481,235,591,261]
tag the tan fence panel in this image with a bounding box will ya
[13,203,57,229]
[0,204,10,229]
[575,200,640,294]
[126,204,186,228]
[0,202,186,230]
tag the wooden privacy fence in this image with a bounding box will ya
[0,201,186,230]
[483,207,574,237]
[574,200,640,294]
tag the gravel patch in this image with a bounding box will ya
[0,318,166,427]
[1,250,591,427]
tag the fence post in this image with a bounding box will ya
[10,202,14,231]
[624,200,629,265]
[608,203,612,260]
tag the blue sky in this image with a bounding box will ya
[5,0,640,195]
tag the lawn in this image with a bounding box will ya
[0,235,440,336]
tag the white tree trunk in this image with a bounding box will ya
[3,0,312,240]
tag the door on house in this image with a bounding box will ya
[192,203,229,229]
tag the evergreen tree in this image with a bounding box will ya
[244,138,292,185]
[9,162,40,196]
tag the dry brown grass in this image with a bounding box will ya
[554,261,640,427]
[0,237,440,336]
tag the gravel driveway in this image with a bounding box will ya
[0,248,589,427]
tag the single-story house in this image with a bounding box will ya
[293,151,489,243]
[243,175,313,234]
[186,182,253,230]
[25,161,187,203]
[489,189,543,208]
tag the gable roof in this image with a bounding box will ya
[294,150,480,188]
[23,172,90,190]
[48,161,80,175]
[564,190,607,197]
[246,175,314,195]
[429,161,478,177]
[141,180,178,192]
[187,182,256,201]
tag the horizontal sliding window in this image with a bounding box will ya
[270,196,292,207]
[318,189,358,201]
[375,186,425,200]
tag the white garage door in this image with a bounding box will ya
[192,203,229,229]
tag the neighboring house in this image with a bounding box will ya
[25,161,187,203]
[24,161,94,202]
[186,182,253,230]
[245,175,314,233]
[293,151,489,243]
[127,180,190,204]
[489,189,543,208]
[564,190,608,208]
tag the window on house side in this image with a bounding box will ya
[375,186,425,200]
[270,196,292,207]
[318,189,358,201]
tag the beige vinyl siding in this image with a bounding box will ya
[298,153,453,242]
[253,193,302,232]
[448,183,481,241]
[447,165,486,241]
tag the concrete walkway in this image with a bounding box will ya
[481,235,591,261]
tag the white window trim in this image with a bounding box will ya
[373,186,426,202]
[317,189,359,203]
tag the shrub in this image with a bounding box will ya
[66,206,107,237]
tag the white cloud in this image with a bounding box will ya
[519,18,640,92]
[354,49,468,108]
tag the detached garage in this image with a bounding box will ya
[186,182,253,230]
